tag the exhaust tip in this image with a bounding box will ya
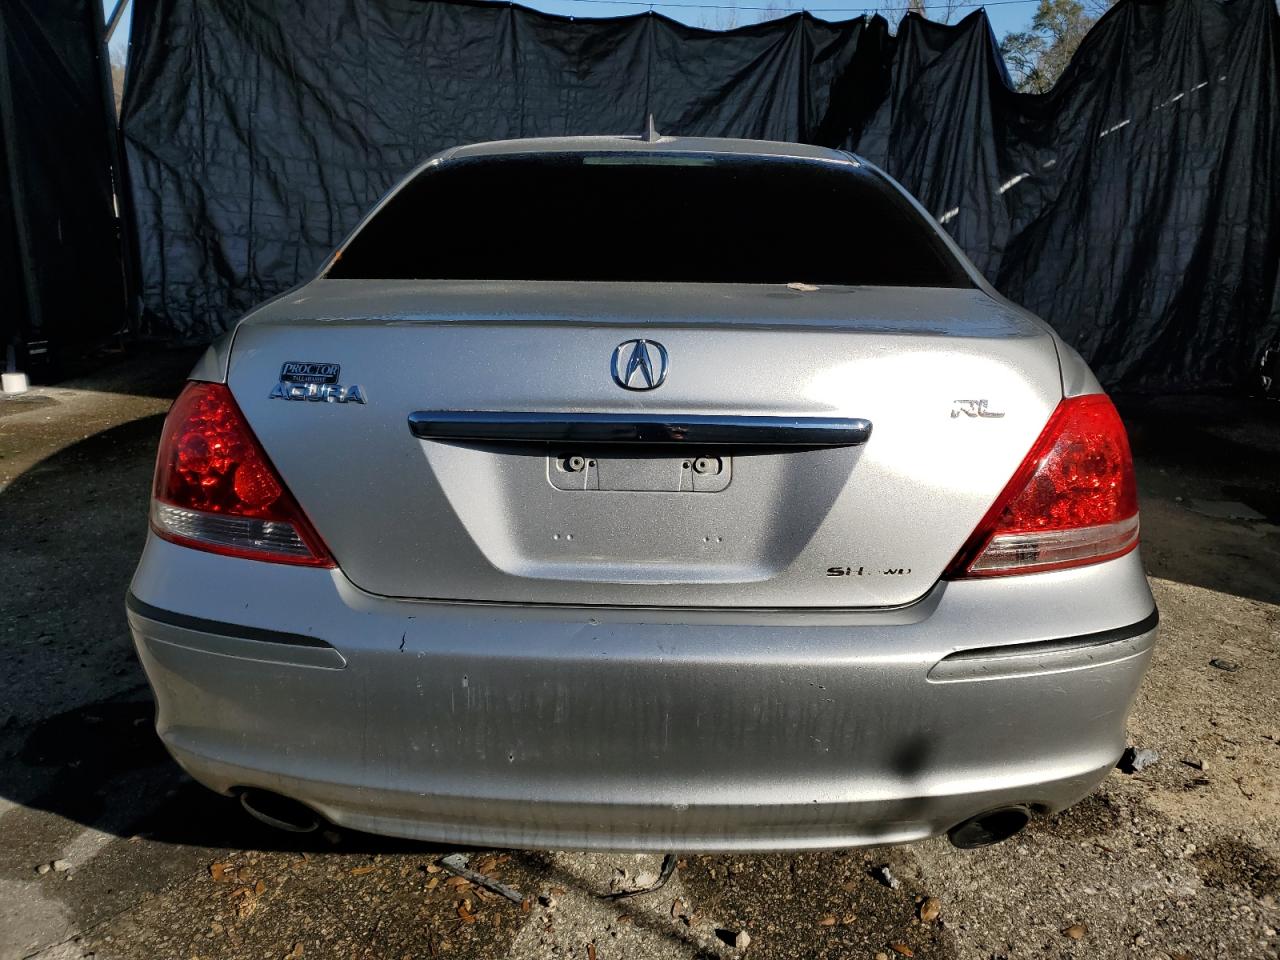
[239,789,321,833]
[947,806,1031,849]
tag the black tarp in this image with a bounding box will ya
[0,0,127,365]
[120,0,1280,391]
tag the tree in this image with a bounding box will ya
[700,0,740,31]
[876,0,963,30]
[999,0,1097,93]
[111,59,126,115]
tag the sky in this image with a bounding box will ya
[105,0,1039,64]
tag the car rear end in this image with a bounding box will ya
[127,138,1157,851]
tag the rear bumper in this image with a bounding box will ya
[128,535,1157,851]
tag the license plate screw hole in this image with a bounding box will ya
[692,457,722,475]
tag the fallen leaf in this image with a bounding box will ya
[426,877,440,890]
[284,942,304,960]
[425,863,442,874]
[350,864,377,876]
[521,897,532,914]
[445,876,471,888]
[209,862,233,882]
[457,900,477,924]
[587,943,598,960]
[890,943,914,957]
[919,897,941,923]
[671,898,689,919]
[818,915,837,927]
[1062,923,1088,940]
[254,879,267,895]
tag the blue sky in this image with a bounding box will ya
[106,0,1040,63]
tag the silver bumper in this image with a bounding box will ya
[128,535,1157,851]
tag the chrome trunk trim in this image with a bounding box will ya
[407,411,873,447]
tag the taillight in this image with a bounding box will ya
[151,382,334,566]
[944,394,1138,578]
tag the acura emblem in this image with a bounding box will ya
[611,339,668,390]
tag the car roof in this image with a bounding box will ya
[443,134,859,165]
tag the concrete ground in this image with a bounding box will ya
[0,351,1276,960]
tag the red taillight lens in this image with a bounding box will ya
[151,382,334,566]
[945,394,1139,578]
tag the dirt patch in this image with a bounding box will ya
[679,850,954,960]
[1192,839,1280,900]
[0,393,57,419]
[1038,792,1128,842]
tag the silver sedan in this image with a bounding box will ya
[127,135,1157,851]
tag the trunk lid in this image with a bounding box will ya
[226,280,1062,608]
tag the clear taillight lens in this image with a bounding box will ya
[945,394,1139,578]
[151,382,334,567]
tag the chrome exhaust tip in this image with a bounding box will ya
[947,806,1031,849]
[238,789,321,833]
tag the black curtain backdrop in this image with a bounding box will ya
[120,0,1280,391]
[0,0,126,363]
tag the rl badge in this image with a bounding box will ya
[271,361,366,403]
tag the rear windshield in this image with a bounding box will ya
[325,153,972,288]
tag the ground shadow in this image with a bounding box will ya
[1117,394,1280,606]
[0,405,446,859]
[3,344,206,403]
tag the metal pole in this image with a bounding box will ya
[105,0,129,43]
[92,0,140,339]
[0,14,43,356]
